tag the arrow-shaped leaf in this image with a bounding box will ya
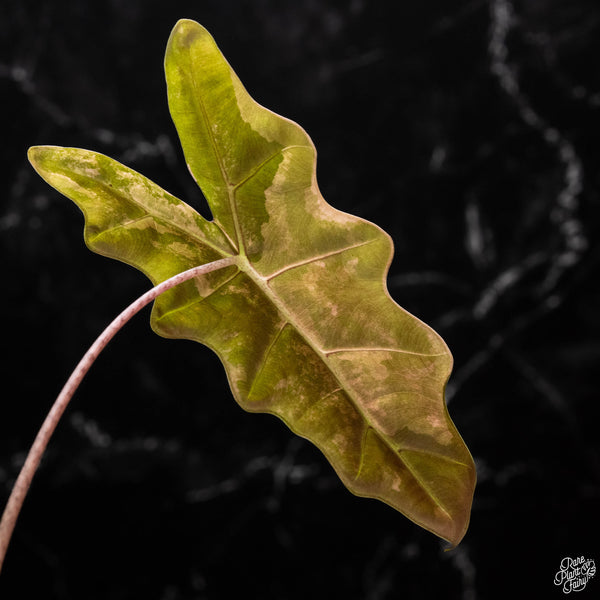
[28,19,475,545]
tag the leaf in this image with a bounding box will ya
[28,19,475,545]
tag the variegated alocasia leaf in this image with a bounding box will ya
[28,19,475,545]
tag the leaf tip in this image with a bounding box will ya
[27,145,44,166]
[168,18,209,50]
[27,145,63,170]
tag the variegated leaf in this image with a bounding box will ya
[28,19,475,545]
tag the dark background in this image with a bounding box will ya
[1,1,599,598]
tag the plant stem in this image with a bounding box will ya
[0,256,236,574]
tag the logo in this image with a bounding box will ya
[554,556,596,593]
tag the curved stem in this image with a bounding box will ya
[0,256,236,574]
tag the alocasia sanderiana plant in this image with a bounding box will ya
[0,19,476,572]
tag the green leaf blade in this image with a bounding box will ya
[29,19,476,546]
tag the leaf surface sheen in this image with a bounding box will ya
[28,19,475,545]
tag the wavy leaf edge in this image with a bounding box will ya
[27,19,476,547]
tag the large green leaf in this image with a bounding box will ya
[28,19,475,545]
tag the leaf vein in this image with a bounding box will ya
[247,321,290,400]
[398,449,453,521]
[324,347,448,358]
[263,238,378,282]
[89,214,155,243]
[185,43,241,253]
[355,425,372,481]
[153,267,240,323]
[232,144,310,192]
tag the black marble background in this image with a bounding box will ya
[1,1,599,598]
